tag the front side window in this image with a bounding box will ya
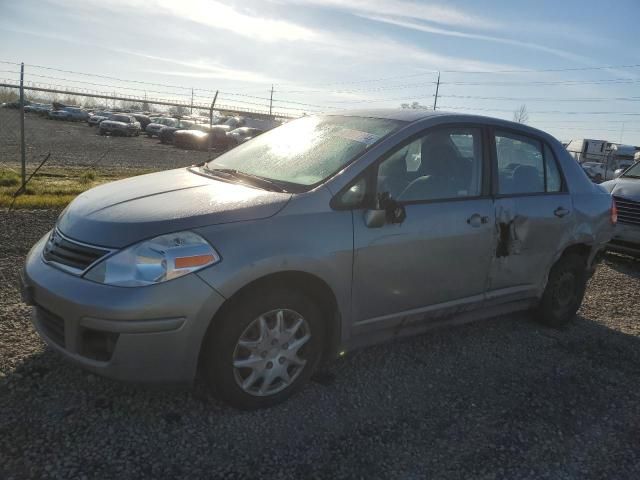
[376,127,483,202]
[622,161,640,178]
[206,115,404,188]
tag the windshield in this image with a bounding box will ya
[622,162,640,178]
[206,115,404,187]
[111,115,130,122]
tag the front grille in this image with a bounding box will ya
[37,306,65,347]
[43,229,110,272]
[610,238,640,251]
[614,196,640,226]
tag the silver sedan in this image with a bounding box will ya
[22,110,614,409]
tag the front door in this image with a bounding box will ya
[351,125,495,329]
[488,129,572,302]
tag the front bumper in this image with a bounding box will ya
[22,235,226,383]
[608,222,640,257]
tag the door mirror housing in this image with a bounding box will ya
[364,192,406,228]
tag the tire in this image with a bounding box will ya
[202,287,325,409]
[536,254,588,328]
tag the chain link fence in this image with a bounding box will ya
[0,84,293,207]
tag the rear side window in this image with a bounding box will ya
[495,131,563,195]
[544,144,562,192]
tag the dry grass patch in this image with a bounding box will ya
[0,167,156,208]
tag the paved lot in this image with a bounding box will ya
[1,209,640,479]
[0,109,212,171]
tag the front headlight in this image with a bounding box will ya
[84,231,220,287]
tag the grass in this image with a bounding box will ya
[0,167,156,209]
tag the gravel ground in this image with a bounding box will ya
[1,209,640,479]
[0,109,213,170]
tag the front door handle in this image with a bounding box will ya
[467,214,489,227]
[554,207,570,218]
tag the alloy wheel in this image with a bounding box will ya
[232,309,311,397]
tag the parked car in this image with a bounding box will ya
[580,161,606,182]
[48,107,90,121]
[24,103,52,114]
[2,101,22,109]
[173,129,211,150]
[132,114,152,130]
[21,110,614,409]
[227,127,264,146]
[145,117,179,137]
[601,161,640,257]
[158,120,196,144]
[174,117,248,151]
[98,114,141,136]
[87,111,112,126]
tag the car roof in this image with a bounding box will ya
[327,108,556,140]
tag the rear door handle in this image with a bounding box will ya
[467,214,490,227]
[554,207,570,218]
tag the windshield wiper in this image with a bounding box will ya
[203,167,289,193]
[623,174,640,179]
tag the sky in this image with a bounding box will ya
[1,0,639,144]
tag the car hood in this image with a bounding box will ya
[602,177,640,201]
[57,168,292,248]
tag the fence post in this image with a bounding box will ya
[433,71,440,111]
[19,62,26,188]
[208,91,218,153]
[269,85,274,117]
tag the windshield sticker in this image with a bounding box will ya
[337,128,380,146]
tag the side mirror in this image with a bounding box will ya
[364,192,406,228]
[613,168,624,178]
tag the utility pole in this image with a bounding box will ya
[19,62,26,188]
[269,85,274,117]
[433,71,440,111]
[191,88,194,114]
[620,122,625,144]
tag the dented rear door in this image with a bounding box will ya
[488,129,572,302]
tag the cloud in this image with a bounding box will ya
[152,0,317,42]
[48,0,317,42]
[360,14,593,64]
[273,0,502,29]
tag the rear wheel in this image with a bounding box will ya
[202,288,324,409]
[536,254,588,328]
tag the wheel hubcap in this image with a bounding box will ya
[232,309,311,397]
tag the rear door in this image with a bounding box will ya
[488,129,571,302]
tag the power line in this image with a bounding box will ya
[439,105,640,116]
[275,63,640,88]
[438,94,640,102]
[441,78,640,86]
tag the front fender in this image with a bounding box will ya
[193,204,354,341]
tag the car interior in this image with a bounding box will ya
[377,130,481,202]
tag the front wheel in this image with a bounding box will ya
[536,254,588,328]
[202,288,324,409]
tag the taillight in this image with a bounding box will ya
[611,198,618,224]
